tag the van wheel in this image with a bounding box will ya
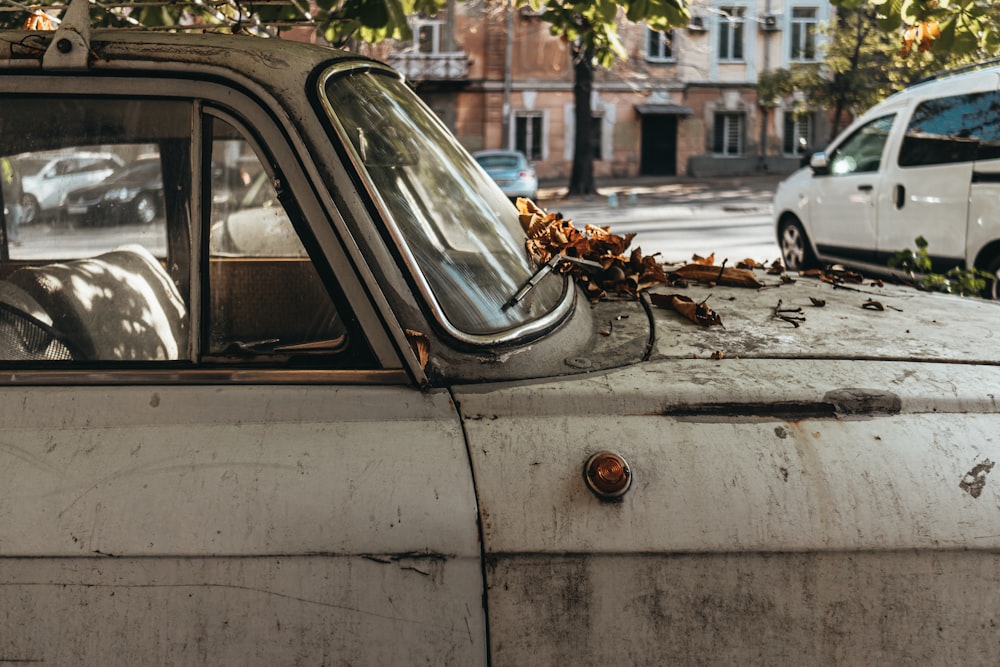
[983,255,1000,300]
[778,216,817,271]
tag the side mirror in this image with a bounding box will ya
[809,152,829,176]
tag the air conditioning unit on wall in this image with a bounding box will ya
[686,16,706,32]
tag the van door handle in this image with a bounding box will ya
[894,184,905,208]
[857,184,873,192]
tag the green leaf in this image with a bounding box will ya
[831,0,870,9]
[625,0,651,23]
[595,0,619,24]
[900,0,923,25]
[355,0,389,29]
[875,0,904,30]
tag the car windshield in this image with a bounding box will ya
[320,66,566,341]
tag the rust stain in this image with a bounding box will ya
[959,459,994,498]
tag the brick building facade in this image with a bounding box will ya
[357,0,836,181]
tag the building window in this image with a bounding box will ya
[713,112,744,156]
[515,112,543,161]
[591,114,604,160]
[415,18,443,54]
[646,27,674,62]
[784,113,814,155]
[718,7,745,61]
[790,7,818,61]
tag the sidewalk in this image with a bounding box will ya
[532,173,785,263]
[536,173,784,211]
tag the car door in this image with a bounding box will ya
[0,82,484,665]
[807,114,897,264]
[875,89,1000,265]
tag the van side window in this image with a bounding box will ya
[899,91,1000,167]
[828,114,895,176]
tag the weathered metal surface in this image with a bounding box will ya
[648,277,1000,363]
[0,385,485,664]
[486,552,1000,665]
[0,556,483,665]
[457,356,1000,663]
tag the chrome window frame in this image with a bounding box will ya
[317,61,575,348]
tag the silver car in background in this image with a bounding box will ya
[18,150,123,223]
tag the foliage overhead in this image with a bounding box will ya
[1,0,692,56]
[757,2,1000,142]
[0,0,449,46]
[831,0,1000,58]
[521,0,689,67]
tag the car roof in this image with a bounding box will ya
[879,64,1000,106]
[1,25,374,94]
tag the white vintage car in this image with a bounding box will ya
[0,3,998,665]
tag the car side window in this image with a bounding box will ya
[899,90,1000,167]
[0,97,364,368]
[205,116,350,361]
[0,97,188,362]
[828,114,896,176]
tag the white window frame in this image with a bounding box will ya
[646,27,675,62]
[717,6,746,61]
[714,112,744,156]
[790,7,818,61]
[591,111,606,161]
[414,18,444,54]
[783,112,814,155]
[513,111,545,161]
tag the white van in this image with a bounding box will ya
[774,64,1000,295]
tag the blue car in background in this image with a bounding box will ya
[473,149,538,201]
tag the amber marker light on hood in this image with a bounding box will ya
[585,451,632,499]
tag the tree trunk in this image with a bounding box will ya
[831,8,868,140]
[567,43,596,196]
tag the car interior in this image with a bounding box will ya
[0,96,351,365]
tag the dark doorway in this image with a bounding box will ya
[640,115,678,175]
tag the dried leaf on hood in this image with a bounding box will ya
[692,253,716,266]
[649,293,724,327]
[670,263,764,288]
[515,198,667,299]
[862,299,885,311]
[767,259,786,275]
[736,258,759,270]
[809,297,826,307]
[797,266,869,291]
[820,266,865,284]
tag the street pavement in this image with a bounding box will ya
[534,174,785,265]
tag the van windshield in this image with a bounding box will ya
[320,66,567,341]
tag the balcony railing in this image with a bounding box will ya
[387,52,470,82]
